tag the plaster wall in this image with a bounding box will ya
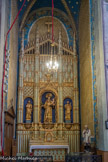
[79,0,94,135]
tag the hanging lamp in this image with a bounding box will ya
[46,0,59,72]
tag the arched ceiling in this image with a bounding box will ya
[18,0,81,26]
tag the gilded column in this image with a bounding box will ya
[17,30,24,124]
[58,31,63,123]
[73,33,79,123]
[34,27,39,123]
[73,33,80,152]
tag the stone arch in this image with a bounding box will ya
[28,16,69,44]
[21,7,76,47]
[20,2,77,33]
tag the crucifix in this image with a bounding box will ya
[45,22,52,33]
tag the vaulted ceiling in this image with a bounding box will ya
[18,0,81,26]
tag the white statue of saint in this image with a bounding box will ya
[82,125,91,151]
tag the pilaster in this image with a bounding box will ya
[34,28,40,123]
[73,34,79,124]
[58,30,63,123]
[17,30,24,124]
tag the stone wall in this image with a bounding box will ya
[79,0,108,152]
[0,0,11,153]
[7,0,18,112]
[79,0,94,135]
[95,0,108,151]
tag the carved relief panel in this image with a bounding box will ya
[21,16,78,125]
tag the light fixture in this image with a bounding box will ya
[46,0,59,73]
[46,54,59,73]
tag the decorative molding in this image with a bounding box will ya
[20,7,75,47]
[61,0,76,33]
[24,82,34,87]
[89,0,98,144]
[20,0,37,30]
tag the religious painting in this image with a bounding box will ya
[41,91,56,123]
[63,98,73,123]
[23,97,33,123]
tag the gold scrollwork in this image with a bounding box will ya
[45,132,53,142]
[62,83,73,87]
[24,82,34,87]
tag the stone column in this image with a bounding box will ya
[96,0,108,157]
[73,33,79,123]
[103,0,108,122]
[34,27,39,123]
[17,30,24,124]
[58,31,63,123]
[0,0,7,154]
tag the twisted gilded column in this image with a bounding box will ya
[17,30,24,124]
[34,27,39,123]
[58,30,63,123]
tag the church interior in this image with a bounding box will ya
[0,0,108,161]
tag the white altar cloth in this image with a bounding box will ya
[29,145,69,153]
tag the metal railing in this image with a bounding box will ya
[0,156,53,162]
[20,156,53,162]
[65,154,102,162]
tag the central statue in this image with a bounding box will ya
[42,93,55,123]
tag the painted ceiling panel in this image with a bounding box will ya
[30,0,66,12]
[67,0,80,20]
[18,0,80,24]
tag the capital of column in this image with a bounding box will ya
[34,83,40,87]
[73,88,79,92]
[19,54,24,61]
[18,87,23,91]
[20,29,25,55]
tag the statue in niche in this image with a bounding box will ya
[82,125,91,152]
[42,93,55,123]
[26,100,33,121]
[65,101,72,121]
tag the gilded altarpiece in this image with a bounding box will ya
[17,17,80,160]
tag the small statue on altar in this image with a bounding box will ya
[26,100,33,121]
[65,101,72,121]
[42,93,55,123]
[82,125,91,152]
